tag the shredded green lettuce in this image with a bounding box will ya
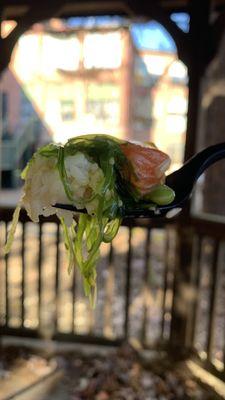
[4,204,21,254]
[4,134,175,306]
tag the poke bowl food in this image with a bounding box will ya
[4,134,174,304]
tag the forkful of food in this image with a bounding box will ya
[53,138,225,219]
[4,135,225,303]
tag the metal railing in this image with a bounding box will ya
[1,206,225,379]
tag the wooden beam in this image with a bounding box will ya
[0,0,62,74]
[209,9,225,63]
[126,0,191,65]
[184,0,211,162]
[170,222,195,351]
[58,0,127,18]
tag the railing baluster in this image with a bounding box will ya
[170,224,195,349]
[88,303,95,335]
[71,236,77,334]
[104,243,114,338]
[222,241,225,374]
[206,239,220,362]
[38,223,43,329]
[5,222,9,327]
[141,228,151,345]
[161,229,170,341]
[0,223,4,326]
[71,267,76,334]
[188,234,202,347]
[223,241,225,373]
[54,223,60,334]
[21,223,26,327]
[124,227,132,340]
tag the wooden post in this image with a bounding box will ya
[169,0,211,355]
[0,7,2,189]
[169,222,194,354]
[184,0,211,161]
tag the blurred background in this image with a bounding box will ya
[0,15,188,189]
[1,1,225,399]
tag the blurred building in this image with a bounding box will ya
[11,21,153,143]
[0,68,46,187]
[141,50,188,171]
[0,18,188,187]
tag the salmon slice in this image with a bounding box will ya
[120,142,171,196]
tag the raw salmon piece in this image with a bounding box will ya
[120,142,171,195]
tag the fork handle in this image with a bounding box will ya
[165,142,225,203]
[170,142,225,186]
[193,142,225,179]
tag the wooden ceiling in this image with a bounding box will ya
[0,0,225,21]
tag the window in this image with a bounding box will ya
[168,60,188,84]
[167,94,187,114]
[2,92,8,121]
[41,35,80,75]
[86,83,120,125]
[60,100,75,121]
[165,114,186,135]
[20,91,35,121]
[83,32,122,69]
